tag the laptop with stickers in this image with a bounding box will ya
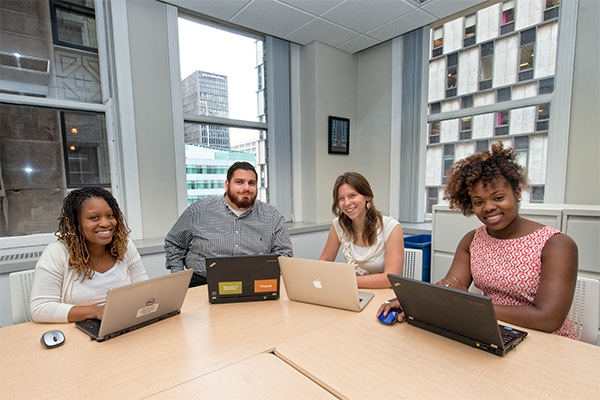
[75,269,193,342]
[387,274,527,356]
[205,254,281,303]
[278,257,374,312]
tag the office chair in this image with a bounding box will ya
[9,269,36,324]
[402,248,423,281]
[568,276,599,345]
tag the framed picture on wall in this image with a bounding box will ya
[328,116,349,155]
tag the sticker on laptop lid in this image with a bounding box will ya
[219,281,242,295]
[254,279,277,293]
[136,302,159,318]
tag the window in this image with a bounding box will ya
[479,42,493,90]
[459,117,472,140]
[530,186,545,203]
[461,95,473,109]
[476,140,489,153]
[1,0,113,239]
[519,28,536,81]
[536,103,550,131]
[430,102,441,114]
[429,121,440,144]
[426,187,439,214]
[49,0,97,53]
[545,0,560,20]
[446,53,458,98]
[495,111,510,136]
[539,77,554,94]
[513,136,529,169]
[178,18,267,203]
[497,87,511,102]
[464,14,477,47]
[432,27,443,57]
[442,144,455,183]
[501,1,515,34]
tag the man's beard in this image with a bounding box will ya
[226,188,256,209]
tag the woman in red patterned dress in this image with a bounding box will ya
[379,143,578,338]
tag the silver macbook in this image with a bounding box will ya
[75,269,193,342]
[278,257,374,312]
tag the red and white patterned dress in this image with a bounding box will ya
[470,225,577,339]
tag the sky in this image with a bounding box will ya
[178,18,262,145]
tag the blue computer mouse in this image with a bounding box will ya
[378,310,398,325]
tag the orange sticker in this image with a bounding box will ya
[254,279,277,293]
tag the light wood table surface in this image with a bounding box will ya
[275,312,600,400]
[0,284,389,399]
[146,352,337,399]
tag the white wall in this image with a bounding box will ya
[566,0,600,205]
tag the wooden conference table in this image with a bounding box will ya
[1,285,599,399]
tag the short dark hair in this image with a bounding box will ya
[227,161,257,181]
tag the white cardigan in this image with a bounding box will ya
[30,240,148,323]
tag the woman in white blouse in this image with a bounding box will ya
[30,187,148,323]
[320,172,404,288]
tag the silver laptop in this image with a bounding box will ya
[75,269,193,342]
[278,257,374,312]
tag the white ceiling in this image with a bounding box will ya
[165,0,489,53]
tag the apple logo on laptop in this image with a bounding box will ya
[313,279,323,289]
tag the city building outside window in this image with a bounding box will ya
[0,0,113,239]
[501,1,516,34]
[178,17,267,204]
[432,27,443,57]
[459,117,472,140]
[479,41,493,90]
[464,14,477,47]
[495,110,510,136]
[519,28,536,81]
[544,0,560,20]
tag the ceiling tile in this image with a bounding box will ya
[278,0,344,16]
[335,34,379,53]
[367,9,437,41]
[285,18,356,47]
[231,0,314,38]
[322,0,417,33]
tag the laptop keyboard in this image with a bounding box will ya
[500,326,520,345]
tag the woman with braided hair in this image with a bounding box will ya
[30,187,147,323]
[378,143,578,338]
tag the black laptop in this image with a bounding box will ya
[387,274,527,356]
[206,254,280,303]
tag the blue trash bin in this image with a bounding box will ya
[403,234,431,282]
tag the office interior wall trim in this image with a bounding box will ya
[545,0,579,204]
[389,36,404,220]
[110,0,143,238]
[398,28,427,223]
[165,5,188,216]
[290,43,303,223]
[266,37,293,220]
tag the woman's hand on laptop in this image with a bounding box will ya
[376,299,405,323]
[67,305,105,323]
